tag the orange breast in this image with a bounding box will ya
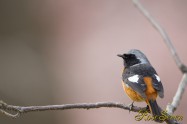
[122,77,158,102]
[122,81,144,102]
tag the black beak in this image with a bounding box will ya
[117,54,124,58]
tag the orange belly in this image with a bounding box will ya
[122,77,158,102]
[122,82,144,102]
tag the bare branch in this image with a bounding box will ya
[132,0,187,116]
[0,109,20,118]
[166,74,187,114]
[0,101,145,118]
[132,0,187,73]
[0,101,181,124]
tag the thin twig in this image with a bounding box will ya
[132,0,187,116]
[132,0,187,73]
[0,109,20,118]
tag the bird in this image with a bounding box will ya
[118,49,164,119]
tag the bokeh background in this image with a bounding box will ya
[0,0,186,124]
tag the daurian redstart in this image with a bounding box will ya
[118,49,164,118]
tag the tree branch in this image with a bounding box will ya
[132,0,187,73]
[132,0,187,116]
[0,101,145,118]
[166,74,187,114]
[0,101,181,124]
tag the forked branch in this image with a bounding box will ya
[132,0,187,116]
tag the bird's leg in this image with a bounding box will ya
[146,105,149,109]
[128,101,134,113]
[146,105,150,113]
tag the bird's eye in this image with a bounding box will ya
[123,54,128,58]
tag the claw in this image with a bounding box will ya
[128,101,134,113]
[146,105,149,109]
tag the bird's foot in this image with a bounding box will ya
[146,105,150,113]
[146,105,149,109]
[128,101,134,113]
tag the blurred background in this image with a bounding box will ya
[0,0,186,124]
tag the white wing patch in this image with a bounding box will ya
[128,75,139,83]
[154,74,161,82]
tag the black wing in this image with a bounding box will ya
[152,75,164,98]
[123,64,164,99]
